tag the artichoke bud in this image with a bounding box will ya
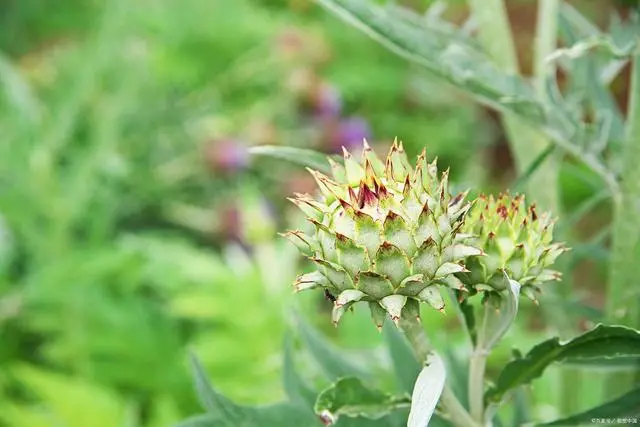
[459,193,569,296]
[284,140,480,327]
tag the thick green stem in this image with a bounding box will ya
[469,302,490,423]
[533,0,584,414]
[470,0,582,417]
[605,53,640,392]
[399,315,480,427]
[534,0,559,95]
[607,53,640,327]
[469,350,487,422]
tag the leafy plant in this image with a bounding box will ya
[176,137,640,426]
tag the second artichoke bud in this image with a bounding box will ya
[457,193,569,302]
[284,140,482,329]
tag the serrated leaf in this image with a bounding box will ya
[314,377,410,422]
[537,387,640,426]
[383,322,421,394]
[283,333,317,408]
[486,325,640,403]
[296,315,370,380]
[249,145,332,174]
[407,352,446,427]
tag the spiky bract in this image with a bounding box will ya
[457,193,568,302]
[283,140,481,328]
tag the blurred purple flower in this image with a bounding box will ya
[330,116,371,152]
[312,83,342,118]
[204,139,250,174]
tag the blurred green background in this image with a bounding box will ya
[0,0,631,426]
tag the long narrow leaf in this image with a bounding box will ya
[296,315,370,380]
[315,0,617,191]
[249,145,332,174]
[383,322,421,394]
[282,333,317,408]
[188,353,240,421]
[407,353,446,427]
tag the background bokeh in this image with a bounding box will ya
[0,0,634,426]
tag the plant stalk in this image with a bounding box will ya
[469,301,491,423]
[468,0,560,213]
[468,350,488,422]
[533,0,585,414]
[399,314,480,427]
[606,52,640,391]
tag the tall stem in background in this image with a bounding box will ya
[533,0,583,414]
[468,0,560,213]
[606,52,640,391]
[469,0,583,415]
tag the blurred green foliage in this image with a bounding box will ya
[0,0,490,425]
[0,0,620,426]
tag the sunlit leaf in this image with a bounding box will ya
[407,352,446,427]
[1,366,127,427]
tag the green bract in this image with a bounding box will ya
[283,140,481,328]
[457,193,569,302]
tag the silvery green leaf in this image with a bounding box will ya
[407,352,446,427]
[249,145,332,174]
[315,0,617,190]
